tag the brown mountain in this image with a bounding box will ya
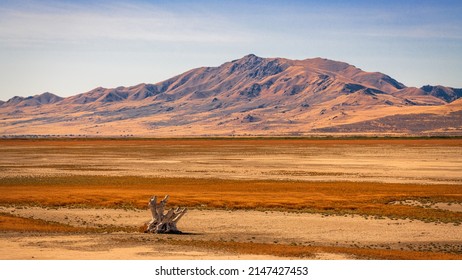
[1,54,461,137]
[1,92,63,108]
[420,85,462,103]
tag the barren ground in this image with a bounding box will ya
[0,138,461,259]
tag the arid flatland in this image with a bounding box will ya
[0,138,461,259]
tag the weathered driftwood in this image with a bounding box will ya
[145,195,187,234]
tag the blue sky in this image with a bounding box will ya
[0,0,461,100]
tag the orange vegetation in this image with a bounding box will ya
[0,213,84,233]
[1,176,461,223]
[0,213,138,233]
[163,240,462,260]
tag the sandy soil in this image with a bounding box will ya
[1,206,461,259]
[0,234,285,260]
[1,139,461,259]
[1,139,462,184]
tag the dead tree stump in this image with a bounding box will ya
[145,195,187,234]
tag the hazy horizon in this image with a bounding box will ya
[1,0,461,101]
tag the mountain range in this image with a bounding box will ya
[1,54,461,137]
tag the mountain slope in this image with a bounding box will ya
[1,92,63,108]
[1,54,461,137]
[420,85,462,103]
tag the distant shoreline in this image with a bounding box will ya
[1,135,462,140]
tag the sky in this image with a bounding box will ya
[0,0,461,100]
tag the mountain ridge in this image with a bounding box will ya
[1,54,461,136]
[1,55,460,106]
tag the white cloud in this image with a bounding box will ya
[0,2,251,49]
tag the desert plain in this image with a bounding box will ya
[0,138,461,259]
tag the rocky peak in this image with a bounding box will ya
[228,54,284,78]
